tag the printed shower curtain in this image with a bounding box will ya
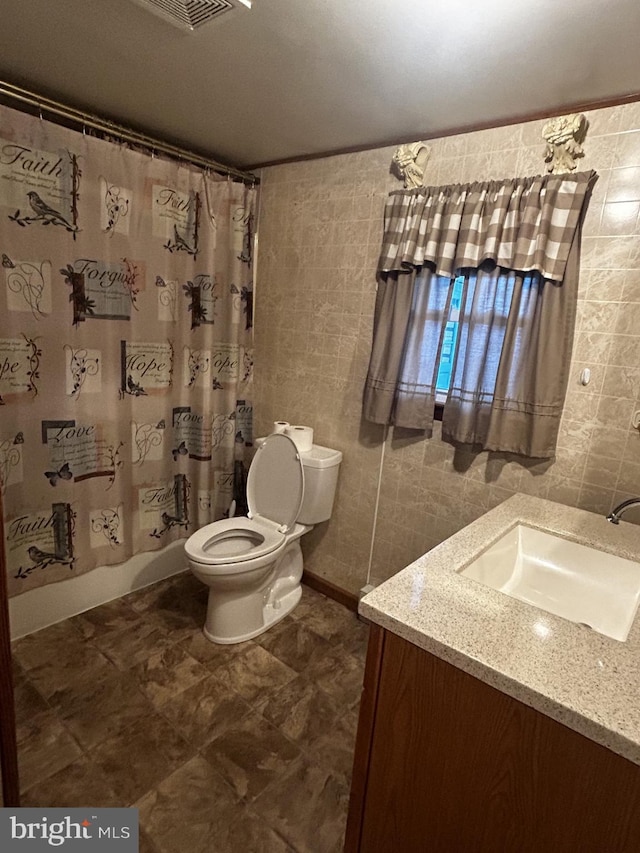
[0,105,256,597]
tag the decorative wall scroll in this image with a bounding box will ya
[210,342,239,385]
[131,420,165,466]
[172,407,213,461]
[89,505,124,549]
[5,502,75,580]
[230,282,253,330]
[100,178,131,235]
[64,346,101,398]
[183,347,211,388]
[391,141,431,188]
[41,420,123,490]
[211,411,236,452]
[542,114,587,174]
[153,185,200,257]
[120,341,174,397]
[156,276,178,322]
[183,273,219,328]
[1,139,80,238]
[5,256,52,318]
[232,204,252,263]
[61,258,142,323]
[0,432,23,492]
[138,474,189,539]
[0,336,41,404]
[235,399,253,447]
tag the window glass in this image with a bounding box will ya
[435,274,464,398]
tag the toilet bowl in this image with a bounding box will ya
[185,432,342,644]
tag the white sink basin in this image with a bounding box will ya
[459,525,640,641]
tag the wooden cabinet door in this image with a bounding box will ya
[348,628,640,853]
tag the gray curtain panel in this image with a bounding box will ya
[362,268,451,435]
[363,171,596,458]
[441,237,581,457]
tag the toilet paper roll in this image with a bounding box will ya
[273,421,290,434]
[285,425,314,452]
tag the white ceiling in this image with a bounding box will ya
[0,0,639,170]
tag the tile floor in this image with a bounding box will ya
[11,575,369,853]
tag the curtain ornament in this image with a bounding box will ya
[391,141,431,189]
[542,113,587,175]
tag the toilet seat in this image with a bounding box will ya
[184,515,286,568]
[184,434,305,573]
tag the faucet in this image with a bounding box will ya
[606,498,640,524]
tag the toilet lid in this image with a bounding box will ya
[247,433,304,532]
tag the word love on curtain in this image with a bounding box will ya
[0,105,257,597]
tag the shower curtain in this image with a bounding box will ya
[0,105,256,598]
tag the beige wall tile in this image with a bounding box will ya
[516,145,545,177]
[608,334,640,367]
[607,166,640,203]
[595,396,635,429]
[614,301,640,335]
[582,453,622,489]
[602,366,640,400]
[616,461,640,495]
[615,131,640,169]
[588,425,630,459]
[578,483,616,515]
[571,330,613,363]
[600,201,640,236]
[581,135,618,172]
[255,100,640,595]
[546,477,582,507]
[583,106,624,137]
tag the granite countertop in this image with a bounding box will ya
[360,493,640,766]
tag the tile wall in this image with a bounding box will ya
[254,102,640,594]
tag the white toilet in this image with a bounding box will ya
[185,433,342,644]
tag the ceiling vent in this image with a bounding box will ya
[132,0,251,31]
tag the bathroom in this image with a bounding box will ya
[2,0,640,851]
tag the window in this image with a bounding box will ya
[435,274,464,403]
[363,171,595,457]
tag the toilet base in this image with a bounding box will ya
[203,584,302,644]
[196,536,307,644]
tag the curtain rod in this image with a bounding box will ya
[0,80,258,185]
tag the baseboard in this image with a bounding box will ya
[11,551,359,638]
[302,570,359,613]
[9,540,186,639]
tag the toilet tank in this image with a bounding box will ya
[297,443,342,525]
[254,438,342,525]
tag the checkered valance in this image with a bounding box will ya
[379,171,596,282]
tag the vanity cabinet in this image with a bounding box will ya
[345,625,640,853]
